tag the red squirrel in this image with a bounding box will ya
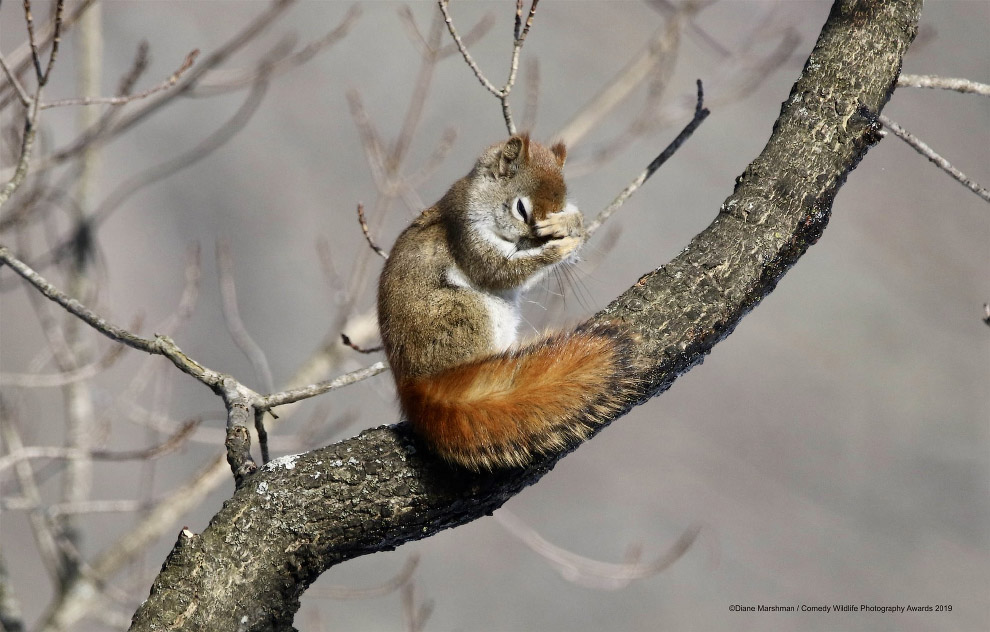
[377,134,637,470]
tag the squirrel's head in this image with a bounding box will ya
[466,134,569,244]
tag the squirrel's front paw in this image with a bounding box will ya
[535,205,585,241]
[545,235,583,260]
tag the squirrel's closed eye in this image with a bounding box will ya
[511,196,531,223]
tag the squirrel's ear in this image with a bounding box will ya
[550,141,566,167]
[498,134,530,177]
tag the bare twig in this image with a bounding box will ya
[0,246,223,387]
[397,6,434,57]
[89,78,269,226]
[438,0,501,96]
[555,7,688,148]
[151,244,202,337]
[41,309,384,628]
[0,342,125,387]
[32,0,296,171]
[401,580,434,632]
[0,95,41,208]
[346,90,390,191]
[0,0,97,109]
[0,403,69,584]
[217,239,275,393]
[356,203,389,259]
[1,245,385,418]
[501,0,540,132]
[439,0,539,133]
[406,127,459,190]
[587,79,710,236]
[1,498,150,517]
[897,74,990,96]
[41,49,199,109]
[262,362,388,411]
[0,51,32,107]
[878,114,990,203]
[193,5,361,95]
[496,511,700,590]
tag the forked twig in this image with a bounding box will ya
[439,0,540,133]
[0,51,32,107]
[24,0,66,87]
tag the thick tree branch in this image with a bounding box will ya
[128,1,921,630]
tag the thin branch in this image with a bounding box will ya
[496,511,700,590]
[0,403,69,584]
[0,94,41,208]
[438,0,536,133]
[401,580,433,632]
[192,5,360,95]
[216,239,275,393]
[897,74,990,96]
[0,51,31,107]
[587,79,710,236]
[406,126,459,190]
[89,78,269,226]
[878,114,990,203]
[397,6,434,57]
[39,309,382,630]
[438,0,501,96]
[0,0,97,109]
[32,0,296,171]
[0,246,223,388]
[356,203,388,259]
[262,361,388,411]
[2,242,385,489]
[345,89,390,191]
[26,0,67,87]
[500,0,540,132]
[40,49,199,109]
[23,0,47,83]
[0,342,125,387]
[2,498,150,517]
[0,419,199,475]
[555,7,689,148]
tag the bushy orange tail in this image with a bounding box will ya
[399,324,639,470]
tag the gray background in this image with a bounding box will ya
[1,1,987,631]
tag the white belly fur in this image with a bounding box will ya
[445,265,520,353]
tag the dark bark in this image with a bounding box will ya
[129,1,922,630]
